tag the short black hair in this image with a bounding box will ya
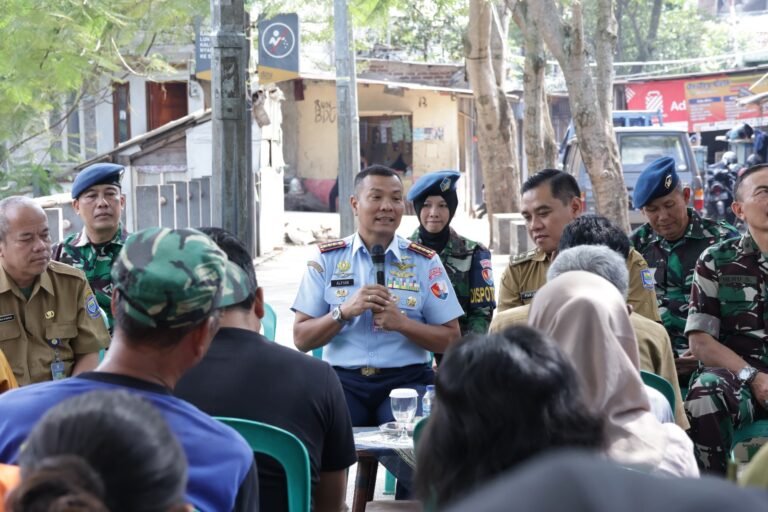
[522,169,581,205]
[558,215,630,259]
[734,164,768,201]
[354,164,402,194]
[198,227,258,312]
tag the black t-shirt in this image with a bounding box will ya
[175,327,356,512]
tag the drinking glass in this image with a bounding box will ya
[389,388,418,443]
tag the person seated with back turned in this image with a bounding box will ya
[0,227,259,512]
[497,170,660,322]
[0,196,108,386]
[4,390,189,512]
[175,227,356,512]
[490,215,688,429]
[529,271,698,477]
[414,326,604,509]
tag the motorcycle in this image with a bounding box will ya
[704,165,737,225]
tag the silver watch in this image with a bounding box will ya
[737,365,758,386]
[331,305,347,324]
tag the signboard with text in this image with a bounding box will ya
[626,72,768,132]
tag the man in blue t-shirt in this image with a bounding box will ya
[0,227,259,512]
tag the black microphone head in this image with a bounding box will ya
[372,244,385,263]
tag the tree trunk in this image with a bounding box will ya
[512,1,559,174]
[465,0,521,243]
[527,0,629,231]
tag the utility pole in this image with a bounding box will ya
[334,0,360,237]
[211,0,255,254]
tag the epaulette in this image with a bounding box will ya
[48,261,87,279]
[407,242,436,259]
[318,239,347,253]
[509,249,537,266]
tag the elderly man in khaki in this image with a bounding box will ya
[498,170,660,322]
[0,197,108,385]
[492,242,686,430]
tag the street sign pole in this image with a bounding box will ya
[334,0,360,237]
[211,0,255,254]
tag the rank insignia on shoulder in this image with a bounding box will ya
[510,250,536,266]
[407,242,436,259]
[318,240,347,253]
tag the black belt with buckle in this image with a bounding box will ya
[334,363,429,377]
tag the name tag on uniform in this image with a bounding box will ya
[331,279,354,287]
[520,291,536,301]
[0,314,14,323]
[51,361,66,381]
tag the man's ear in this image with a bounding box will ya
[110,289,120,316]
[253,287,265,319]
[682,186,692,204]
[72,198,80,215]
[732,200,745,221]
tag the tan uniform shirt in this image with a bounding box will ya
[497,248,662,322]
[490,304,686,429]
[0,262,109,386]
[0,349,16,393]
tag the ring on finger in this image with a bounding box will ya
[368,295,372,302]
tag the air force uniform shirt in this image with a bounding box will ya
[292,233,464,368]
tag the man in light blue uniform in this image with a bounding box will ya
[293,165,463,426]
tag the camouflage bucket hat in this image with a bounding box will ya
[111,227,250,329]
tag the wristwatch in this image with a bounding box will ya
[737,365,759,386]
[331,305,347,325]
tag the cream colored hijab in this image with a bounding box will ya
[529,271,698,477]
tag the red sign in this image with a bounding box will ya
[625,79,688,128]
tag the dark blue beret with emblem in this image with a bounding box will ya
[407,170,461,202]
[632,157,679,209]
[72,163,124,199]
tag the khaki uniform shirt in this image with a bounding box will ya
[0,262,109,386]
[497,247,662,322]
[489,303,687,429]
[0,350,16,393]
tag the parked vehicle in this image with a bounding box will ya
[561,126,704,227]
[704,166,737,225]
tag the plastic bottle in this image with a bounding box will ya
[422,385,435,418]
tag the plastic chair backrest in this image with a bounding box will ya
[731,419,768,464]
[215,417,310,512]
[640,370,675,412]
[262,303,277,341]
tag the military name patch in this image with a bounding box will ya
[85,294,101,319]
[520,290,536,301]
[0,314,14,323]
[640,269,655,290]
[331,279,354,287]
[721,275,758,285]
[429,267,443,281]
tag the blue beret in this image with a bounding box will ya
[407,170,461,202]
[72,163,124,199]
[632,157,679,209]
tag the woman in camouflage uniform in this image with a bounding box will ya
[407,171,495,351]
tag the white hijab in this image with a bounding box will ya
[529,271,698,477]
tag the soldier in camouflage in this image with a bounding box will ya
[685,164,768,474]
[407,170,495,341]
[53,163,128,333]
[630,157,738,385]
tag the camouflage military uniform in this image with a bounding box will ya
[631,208,738,354]
[684,233,768,473]
[410,228,495,335]
[52,225,127,332]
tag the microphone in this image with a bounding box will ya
[372,245,385,286]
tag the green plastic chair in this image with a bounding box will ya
[640,370,675,412]
[731,419,768,464]
[262,303,277,341]
[215,417,311,512]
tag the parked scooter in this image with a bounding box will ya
[704,163,737,225]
